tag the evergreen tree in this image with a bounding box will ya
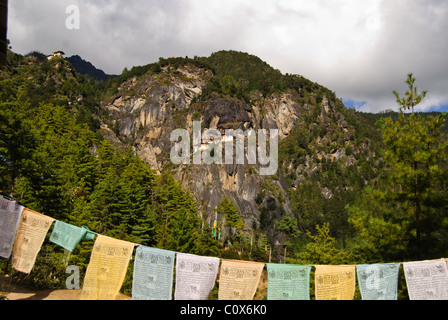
[216,197,244,244]
[166,207,201,253]
[88,168,127,237]
[153,172,204,252]
[393,73,427,114]
[193,224,222,257]
[120,158,157,245]
[0,101,36,195]
[349,74,448,260]
[288,223,353,265]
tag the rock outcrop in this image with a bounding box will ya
[100,63,307,246]
[99,56,374,254]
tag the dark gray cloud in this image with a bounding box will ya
[7,0,448,112]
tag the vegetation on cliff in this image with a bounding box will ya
[1,50,447,299]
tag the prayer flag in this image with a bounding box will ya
[11,209,55,273]
[80,235,135,300]
[174,253,220,300]
[314,265,356,300]
[132,246,175,300]
[266,263,311,300]
[218,260,265,300]
[50,220,96,252]
[356,263,401,300]
[403,259,448,300]
[0,197,24,259]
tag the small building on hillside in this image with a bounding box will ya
[47,50,65,60]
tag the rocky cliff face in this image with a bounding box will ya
[103,65,213,172]
[99,56,378,252]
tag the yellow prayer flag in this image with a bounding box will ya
[80,235,135,300]
[11,209,55,274]
[314,265,356,300]
[218,259,265,300]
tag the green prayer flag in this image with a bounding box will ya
[50,220,96,252]
[132,246,175,300]
[266,263,312,300]
[357,263,401,300]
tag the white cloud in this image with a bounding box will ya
[7,0,448,113]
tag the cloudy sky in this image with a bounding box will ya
[7,0,448,113]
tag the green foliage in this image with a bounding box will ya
[0,52,222,290]
[196,50,335,103]
[0,97,222,288]
[288,223,353,265]
[103,55,210,98]
[2,49,448,300]
[278,99,383,251]
[348,74,448,261]
[216,197,244,243]
[217,197,244,229]
[0,101,36,192]
[393,73,427,114]
[375,112,448,258]
[346,187,410,262]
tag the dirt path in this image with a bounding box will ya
[0,276,131,300]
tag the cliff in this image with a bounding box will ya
[98,51,383,256]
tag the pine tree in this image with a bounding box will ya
[216,197,244,244]
[349,74,448,260]
[192,224,222,257]
[392,73,427,114]
[288,223,353,265]
[88,168,127,237]
[120,158,156,245]
[166,207,201,253]
[153,172,202,251]
[0,101,36,195]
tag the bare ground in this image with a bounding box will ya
[0,275,131,300]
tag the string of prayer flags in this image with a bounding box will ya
[132,246,175,300]
[174,253,220,300]
[10,198,448,301]
[266,263,312,300]
[403,259,448,300]
[11,209,55,274]
[80,235,135,300]
[356,263,401,300]
[49,220,96,252]
[314,265,356,300]
[0,197,24,259]
[218,260,265,300]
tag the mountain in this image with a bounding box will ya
[0,49,386,259]
[2,48,447,297]
[65,55,110,81]
[98,50,385,257]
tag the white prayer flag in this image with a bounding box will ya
[174,253,220,300]
[404,259,448,300]
[0,198,24,259]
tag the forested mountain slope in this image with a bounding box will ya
[1,50,446,296]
